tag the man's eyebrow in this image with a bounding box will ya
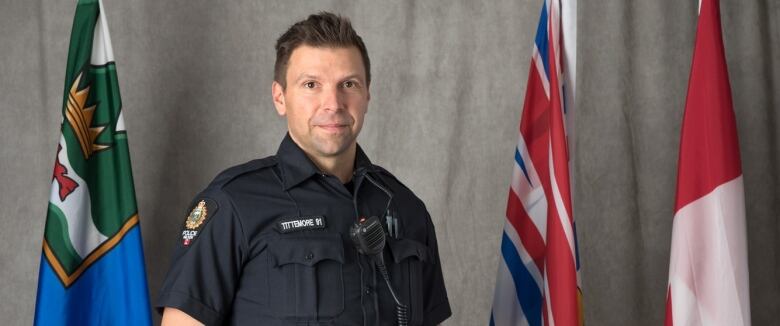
[294,73,320,83]
[341,74,364,82]
[293,73,365,83]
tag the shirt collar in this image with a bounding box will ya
[276,133,373,190]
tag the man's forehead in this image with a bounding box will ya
[286,45,365,77]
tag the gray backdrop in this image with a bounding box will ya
[2,0,778,325]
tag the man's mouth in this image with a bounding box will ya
[316,124,348,132]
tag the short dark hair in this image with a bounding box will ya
[274,12,371,89]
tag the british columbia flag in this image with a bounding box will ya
[490,0,582,325]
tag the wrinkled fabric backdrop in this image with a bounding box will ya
[1,0,778,325]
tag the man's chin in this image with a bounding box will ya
[313,145,350,158]
[310,139,355,158]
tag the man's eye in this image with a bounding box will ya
[304,81,316,89]
[343,81,355,88]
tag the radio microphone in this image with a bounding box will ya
[350,216,386,258]
[350,216,408,326]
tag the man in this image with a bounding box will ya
[156,12,452,325]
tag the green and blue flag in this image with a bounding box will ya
[34,0,151,324]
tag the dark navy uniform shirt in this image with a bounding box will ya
[156,134,451,325]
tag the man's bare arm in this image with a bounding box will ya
[160,307,203,326]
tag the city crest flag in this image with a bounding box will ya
[34,0,152,325]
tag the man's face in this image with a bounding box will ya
[273,45,370,161]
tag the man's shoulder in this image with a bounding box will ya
[370,164,424,203]
[206,155,279,192]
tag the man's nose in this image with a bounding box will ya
[321,86,343,112]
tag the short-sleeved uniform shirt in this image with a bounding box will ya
[156,134,451,325]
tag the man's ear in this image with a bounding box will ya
[272,81,286,116]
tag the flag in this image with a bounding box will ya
[664,0,751,325]
[34,0,152,324]
[490,0,582,325]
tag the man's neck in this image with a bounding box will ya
[305,145,356,184]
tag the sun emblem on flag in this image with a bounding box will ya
[65,72,109,159]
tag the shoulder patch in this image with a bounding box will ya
[181,198,219,246]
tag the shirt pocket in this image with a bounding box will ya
[387,237,431,325]
[266,232,345,320]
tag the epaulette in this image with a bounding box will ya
[370,164,415,194]
[209,156,278,189]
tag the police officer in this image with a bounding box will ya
[156,12,452,326]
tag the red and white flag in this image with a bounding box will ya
[665,0,751,325]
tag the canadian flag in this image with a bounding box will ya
[665,0,751,325]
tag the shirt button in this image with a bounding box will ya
[364,287,372,295]
[305,252,314,260]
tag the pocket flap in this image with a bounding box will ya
[387,238,430,263]
[269,233,345,267]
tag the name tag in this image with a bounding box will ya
[275,216,327,233]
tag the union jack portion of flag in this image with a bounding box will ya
[490,1,582,325]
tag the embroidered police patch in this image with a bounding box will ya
[182,200,208,246]
[275,216,327,233]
